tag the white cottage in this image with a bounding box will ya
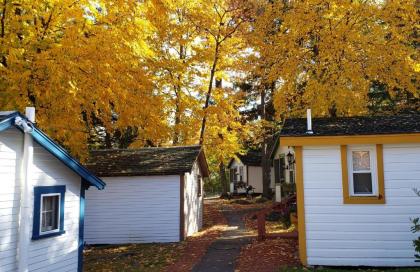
[228,151,275,194]
[274,111,420,267]
[84,145,209,244]
[0,109,105,272]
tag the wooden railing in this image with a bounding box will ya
[257,194,298,241]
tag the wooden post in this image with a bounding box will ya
[257,212,266,241]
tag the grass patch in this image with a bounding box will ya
[279,266,420,272]
[84,243,181,272]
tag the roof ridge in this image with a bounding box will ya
[285,113,420,121]
[90,145,202,152]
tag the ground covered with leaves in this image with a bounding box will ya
[235,238,300,272]
[84,199,227,272]
[278,267,420,272]
[164,199,228,272]
[243,209,296,236]
[228,196,300,272]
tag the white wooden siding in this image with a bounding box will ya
[184,162,203,236]
[85,175,180,244]
[0,128,22,272]
[302,144,420,267]
[248,166,263,193]
[0,127,82,272]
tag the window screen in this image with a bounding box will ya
[41,195,60,232]
[351,150,373,195]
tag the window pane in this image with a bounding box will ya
[353,173,373,194]
[289,171,295,183]
[41,195,59,232]
[352,151,370,171]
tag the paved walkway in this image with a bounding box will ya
[192,206,260,272]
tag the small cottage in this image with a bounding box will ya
[0,109,105,272]
[274,111,420,267]
[228,151,275,194]
[84,145,209,244]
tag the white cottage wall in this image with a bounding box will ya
[184,162,203,236]
[85,175,180,244]
[28,141,81,272]
[247,166,263,193]
[0,128,23,272]
[0,127,82,272]
[302,144,420,266]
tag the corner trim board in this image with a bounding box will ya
[294,146,307,266]
[180,174,185,241]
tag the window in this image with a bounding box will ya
[341,145,385,204]
[349,147,377,196]
[238,166,244,182]
[41,194,60,233]
[197,175,202,197]
[274,157,286,183]
[279,157,286,183]
[289,170,295,183]
[32,186,66,240]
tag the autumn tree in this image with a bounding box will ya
[203,83,247,195]
[145,0,204,145]
[0,0,169,157]
[248,0,419,118]
[184,0,252,145]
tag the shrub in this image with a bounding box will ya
[412,189,420,262]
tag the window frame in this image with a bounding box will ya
[32,185,66,240]
[238,166,244,182]
[347,145,377,197]
[197,175,202,197]
[40,193,61,235]
[341,144,385,204]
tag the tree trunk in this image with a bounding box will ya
[173,88,181,144]
[219,161,228,197]
[199,42,220,145]
[260,86,272,199]
[105,130,112,149]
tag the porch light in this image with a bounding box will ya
[286,151,295,166]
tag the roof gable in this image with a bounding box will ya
[228,151,262,168]
[0,111,105,189]
[86,145,210,177]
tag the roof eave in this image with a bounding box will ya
[197,149,210,178]
[0,112,105,190]
[280,133,420,146]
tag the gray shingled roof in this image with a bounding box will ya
[280,114,420,137]
[86,145,209,177]
[237,151,262,166]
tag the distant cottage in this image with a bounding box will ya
[228,151,275,194]
[84,145,209,244]
[273,111,420,267]
[0,108,105,272]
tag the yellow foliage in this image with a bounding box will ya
[245,0,419,118]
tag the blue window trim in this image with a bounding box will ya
[32,185,66,240]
